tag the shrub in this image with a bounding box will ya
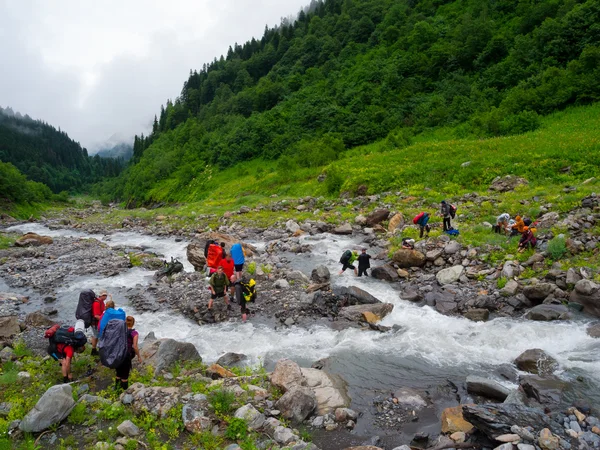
[497,277,508,289]
[325,167,344,195]
[247,261,256,275]
[225,418,249,440]
[547,236,567,259]
[67,402,87,425]
[209,389,236,415]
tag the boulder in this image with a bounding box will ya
[332,286,382,304]
[207,364,236,379]
[393,388,427,410]
[388,213,404,232]
[286,220,300,233]
[569,279,600,317]
[489,175,528,193]
[182,404,212,433]
[514,349,558,376]
[24,311,55,328]
[501,280,520,296]
[441,405,475,434]
[355,215,367,225]
[140,337,201,376]
[370,264,399,282]
[444,241,461,255]
[587,323,600,338]
[117,419,140,437]
[523,283,555,302]
[301,368,350,415]
[275,386,317,424]
[519,375,566,405]
[20,384,75,432]
[392,249,426,268]
[524,304,569,321]
[186,242,206,271]
[124,383,182,417]
[426,249,444,261]
[234,404,266,430]
[502,261,522,279]
[270,359,305,393]
[0,316,20,338]
[14,232,53,247]
[273,279,290,289]
[339,303,394,323]
[464,309,490,322]
[366,209,390,226]
[466,376,511,401]
[333,223,353,235]
[311,265,331,283]
[216,352,248,368]
[436,265,464,285]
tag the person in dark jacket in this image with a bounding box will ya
[518,226,537,252]
[357,248,371,277]
[440,201,451,231]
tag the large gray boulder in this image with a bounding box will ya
[186,242,206,272]
[20,384,75,432]
[392,249,426,268]
[370,264,399,282]
[270,359,305,393]
[216,352,248,368]
[466,376,511,401]
[234,404,266,430]
[514,349,558,376]
[339,303,394,323]
[140,336,201,375]
[436,265,464,285]
[301,368,350,415]
[333,223,353,235]
[366,209,390,226]
[524,304,569,321]
[569,279,600,317]
[522,283,555,302]
[311,265,331,283]
[0,316,20,339]
[275,386,317,424]
[519,375,566,405]
[332,286,382,304]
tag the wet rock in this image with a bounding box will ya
[489,175,528,192]
[301,368,350,415]
[0,316,20,338]
[370,265,399,282]
[333,223,353,235]
[464,308,490,322]
[270,359,305,393]
[24,311,55,328]
[524,304,569,321]
[216,352,248,368]
[15,232,53,247]
[587,323,600,338]
[393,387,427,410]
[441,405,475,434]
[569,279,600,317]
[275,386,317,424]
[140,337,201,376]
[466,376,511,401]
[117,420,140,437]
[436,265,464,285]
[332,286,382,304]
[523,283,555,302]
[392,249,426,268]
[339,303,394,323]
[514,349,558,376]
[311,265,330,283]
[20,384,75,432]
[519,375,566,405]
[366,209,390,226]
[186,242,206,271]
[234,404,266,430]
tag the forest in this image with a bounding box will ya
[101,0,600,205]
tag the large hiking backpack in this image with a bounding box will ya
[98,319,128,369]
[75,289,96,328]
[339,250,352,264]
[46,324,87,355]
[241,279,257,303]
[206,243,223,268]
[413,212,425,225]
[449,204,457,219]
[204,239,215,258]
[98,308,127,338]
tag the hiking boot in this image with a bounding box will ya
[91,348,98,356]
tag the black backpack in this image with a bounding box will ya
[449,204,457,219]
[46,325,87,358]
[340,250,352,264]
[99,319,128,369]
[75,289,96,328]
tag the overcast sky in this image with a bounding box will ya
[0,0,309,151]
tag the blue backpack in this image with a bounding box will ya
[445,229,460,236]
[98,308,126,338]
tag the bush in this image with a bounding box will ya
[325,167,344,196]
[209,389,236,415]
[500,110,541,135]
[496,276,508,289]
[547,236,567,259]
[225,417,248,440]
[247,261,256,275]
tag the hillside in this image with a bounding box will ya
[95,142,133,161]
[0,106,123,193]
[103,0,600,205]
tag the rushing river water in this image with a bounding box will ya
[5,223,600,445]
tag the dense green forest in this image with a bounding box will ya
[102,0,600,205]
[0,106,123,195]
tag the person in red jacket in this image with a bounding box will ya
[49,341,85,383]
[91,290,110,356]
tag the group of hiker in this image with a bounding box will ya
[204,240,257,322]
[495,213,538,252]
[46,289,141,388]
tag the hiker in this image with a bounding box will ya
[220,242,227,258]
[91,290,110,356]
[518,226,537,252]
[357,248,371,277]
[206,242,224,273]
[98,300,115,328]
[46,325,86,383]
[114,316,141,391]
[339,250,358,276]
[414,212,431,238]
[402,238,415,249]
[495,213,510,234]
[440,201,452,231]
[98,301,126,338]
[234,276,256,322]
[510,215,525,236]
[230,242,245,280]
[220,254,235,280]
[208,265,231,310]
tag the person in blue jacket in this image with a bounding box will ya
[230,243,246,279]
[417,212,431,238]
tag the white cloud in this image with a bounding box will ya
[0,0,309,150]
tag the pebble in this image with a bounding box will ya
[496,433,520,443]
[592,426,600,435]
[121,394,133,405]
[450,431,466,443]
[511,425,535,441]
[569,421,582,433]
[566,429,579,439]
[517,445,536,450]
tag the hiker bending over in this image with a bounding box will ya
[414,212,430,238]
[518,226,537,252]
[48,338,85,383]
[91,290,110,356]
[495,213,510,234]
[510,215,525,237]
[357,248,371,277]
[440,201,452,231]
[234,276,257,322]
[208,265,231,310]
[339,250,358,276]
[115,316,141,390]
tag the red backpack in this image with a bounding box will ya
[413,212,425,224]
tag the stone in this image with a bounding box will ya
[234,404,266,430]
[182,405,212,433]
[464,308,489,322]
[0,316,20,338]
[286,220,300,233]
[0,347,14,362]
[371,264,399,282]
[274,279,290,289]
[332,286,382,304]
[501,280,520,296]
[339,303,394,323]
[441,405,474,434]
[436,265,464,285]
[538,428,559,450]
[273,425,297,445]
[335,407,358,422]
[503,389,528,406]
[301,368,350,415]
[570,279,600,317]
[270,359,305,393]
[444,241,461,255]
[495,444,514,450]
[397,269,409,278]
[466,376,511,401]
[333,223,353,235]
[14,232,53,247]
[523,283,555,302]
[519,375,566,405]
[388,213,404,232]
[450,431,466,443]
[514,349,558,376]
[426,248,444,261]
[216,352,248,368]
[393,387,427,410]
[524,304,569,321]
[502,261,522,278]
[355,215,367,225]
[140,338,201,376]
[186,242,207,271]
[537,212,560,228]
[392,249,426,268]
[24,311,55,328]
[366,209,390,226]
[511,425,535,441]
[587,323,600,338]
[207,363,236,379]
[489,175,528,192]
[496,434,521,443]
[566,268,582,285]
[117,420,140,437]
[20,384,75,432]
[275,386,317,424]
[311,265,331,283]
